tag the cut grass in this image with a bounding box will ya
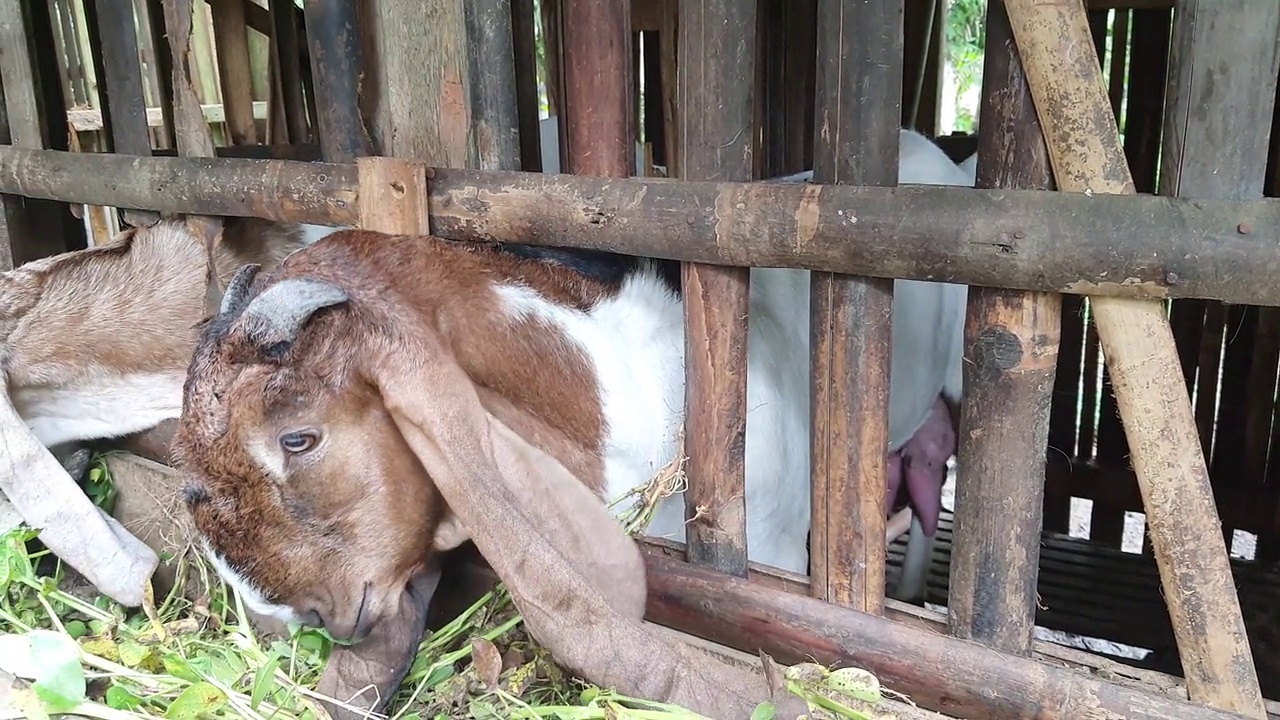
[0,442,903,719]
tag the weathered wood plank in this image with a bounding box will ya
[361,0,468,165]
[561,0,631,178]
[807,0,898,612]
[1005,0,1268,715]
[161,0,216,157]
[12,147,1280,306]
[210,0,258,145]
[0,0,42,149]
[465,0,520,171]
[946,0,1057,657]
[509,0,541,172]
[269,0,308,144]
[303,0,368,162]
[642,551,1261,720]
[677,0,753,579]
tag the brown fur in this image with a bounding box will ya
[173,229,616,639]
[173,229,805,718]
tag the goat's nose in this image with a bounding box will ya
[297,609,323,628]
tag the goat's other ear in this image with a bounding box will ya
[228,276,348,356]
[366,331,805,718]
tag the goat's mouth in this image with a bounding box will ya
[324,582,373,644]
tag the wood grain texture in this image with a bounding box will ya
[210,0,258,145]
[807,0,900,612]
[676,0,754,578]
[269,0,308,144]
[161,0,216,157]
[361,0,470,166]
[509,0,542,172]
[1003,0,1268,715]
[15,147,1280,305]
[303,0,368,162]
[0,0,41,149]
[946,0,1057,657]
[560,0,631,178]
[84,0,159,227]
[464,0,521,171]
[643,551,1262,720]
[357,157,431,235]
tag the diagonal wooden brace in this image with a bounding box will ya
[1001,2,1266,716]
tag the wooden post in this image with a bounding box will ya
[807,0,899,612]
[676,0,755,578]
[560,0,632,177]
[464,0,520,171]
[83,0,159,228]
[269,0,308,144]
[303,0,369,162]
[360,0,469,165]
[946,0,1057,656]
[161,0,216,157]
[0,0,77,264]
[210,0,258,145]
[509,0,542,172]
[1002,0,1268,715]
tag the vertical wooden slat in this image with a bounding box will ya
[947,0,1057,656]
[1,0,79,263]
[465,0,520,171]
[146,0,175,149]
[303,0,368,163]
[901,0,938,130]
[677,0,754,578]
[561,0,632,178]
[807,0,898,612]
[510,0,542,172]
[269,0,308,144]
[640,29,665,169]
[161,0,216,157]
[84,0,159,228]
[210,0,257,145]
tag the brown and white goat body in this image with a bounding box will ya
[171,228,818,716]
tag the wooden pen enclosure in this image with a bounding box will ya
[1,0,1279,718]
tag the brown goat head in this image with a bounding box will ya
[172,230,808,718]
[173,269,447,643]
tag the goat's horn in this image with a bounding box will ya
[220,263,261,316]
[237,277,349,349]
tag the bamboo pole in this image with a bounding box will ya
[1002,1,1266,716]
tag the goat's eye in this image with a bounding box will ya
[279,431,319,454]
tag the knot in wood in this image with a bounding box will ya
[972,326,1024,380]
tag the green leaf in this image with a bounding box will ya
[161,653,203,683]
[28,629,87,713]
[164,681,227,719]
[249,655,280,709]
[105,684,144,710]
[119,638,153,668]
[63,620,88,639]
[750,702,777,720]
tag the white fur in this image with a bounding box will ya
[298,224,345,247]
[494,129,977,581]
[496,265,813,574]
[12,371,185,447]
[206,544,302,624]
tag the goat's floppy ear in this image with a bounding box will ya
[365,330,808,718]
[230,276,348,355]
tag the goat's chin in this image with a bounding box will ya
[315,565,441,718]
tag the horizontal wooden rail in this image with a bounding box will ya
[642,551,1259,720]
[5,146,1280,306]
